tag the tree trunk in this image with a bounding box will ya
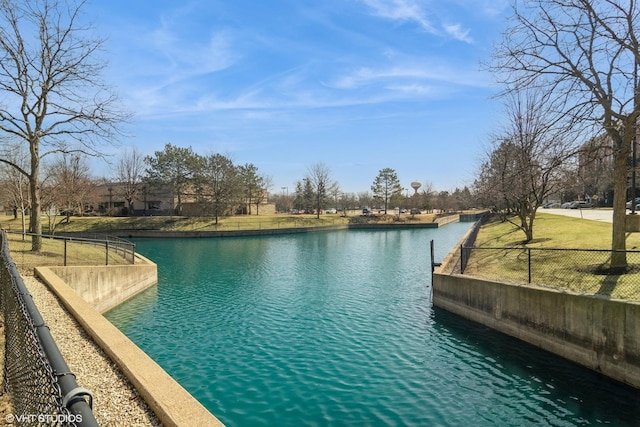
[520,204,535,242]
[29,164,42,251]
[611,151,628,268]
[27,138,42,251]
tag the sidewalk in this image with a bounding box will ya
[540,208,613,223]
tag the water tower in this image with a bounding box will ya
[411,181,421,195]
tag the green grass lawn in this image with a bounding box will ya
[466,213,640,300]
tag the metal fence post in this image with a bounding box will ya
[64,239,67,266]
[528,247,532,283]
[105,241,109,265]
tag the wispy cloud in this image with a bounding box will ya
[358,0,436,33]
[326,63,487,91]
[357,0,474,44]
[110,1,490,122]
[443,23,473,43]
[119,26,239,116]
[145,27,238,86]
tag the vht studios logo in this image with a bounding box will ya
[5,413,83,424]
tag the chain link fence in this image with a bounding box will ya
[1,231,98,426]
[436,219,640,301]
[459,246,640,300]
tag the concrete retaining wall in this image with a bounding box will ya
[34,267,223,426]
[627,214,640,232]
[432,271,640,389]
[46,254,157,313]
[94,222,442,239]
[434,214,460,226]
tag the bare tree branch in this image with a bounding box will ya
[489,0,640,267]
[0,0,129,250]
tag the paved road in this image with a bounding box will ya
[540,208,613,223]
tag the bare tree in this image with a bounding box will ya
[238,163,270,215]
[47,153,94,222]
[194,153,238,224]
[0,147,30,233]
[490,0,640,267]
[307,163,336,219]
[114,147,145,215]
[476,89,577,241]
[253,174,272,215]
[419,181,436,212]
[0,0,127,250]
[436,191,454,212]
[357,191,374,210]
[328,183,342,212]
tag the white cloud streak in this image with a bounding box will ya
[358,0,436,33]
[358,0,474,43]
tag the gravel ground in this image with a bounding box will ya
[9,273,162,426]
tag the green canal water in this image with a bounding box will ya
[105,223,640,426]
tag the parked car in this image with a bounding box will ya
[626,197,640,209]
[561,202,573,208]
[569,201,592,209]
[362,207,372,215]
[410,208,420,214]
[325,208,337,214]
[542,202,561,208]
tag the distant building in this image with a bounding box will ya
[93,182,275,216]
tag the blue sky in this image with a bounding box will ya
[90,0,511,194]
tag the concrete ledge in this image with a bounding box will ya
[82,223,442,239]
[35,267,224,427]
[435,214,460,226]
[626,214,640,232]
[46,254,158,313]
[432,271,640,389]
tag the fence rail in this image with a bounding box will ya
[457,245,640,301]
[4,231,135,270]
[1,230,98,426]
[431,218,640,300]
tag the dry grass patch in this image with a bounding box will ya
[4,232,131,271]
[1,212,439,234]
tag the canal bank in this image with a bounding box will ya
[56,213,466,239]
[18,217,463,426]
[432,224,640,390]
[106,224,639,426]
[29,252,210,425]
